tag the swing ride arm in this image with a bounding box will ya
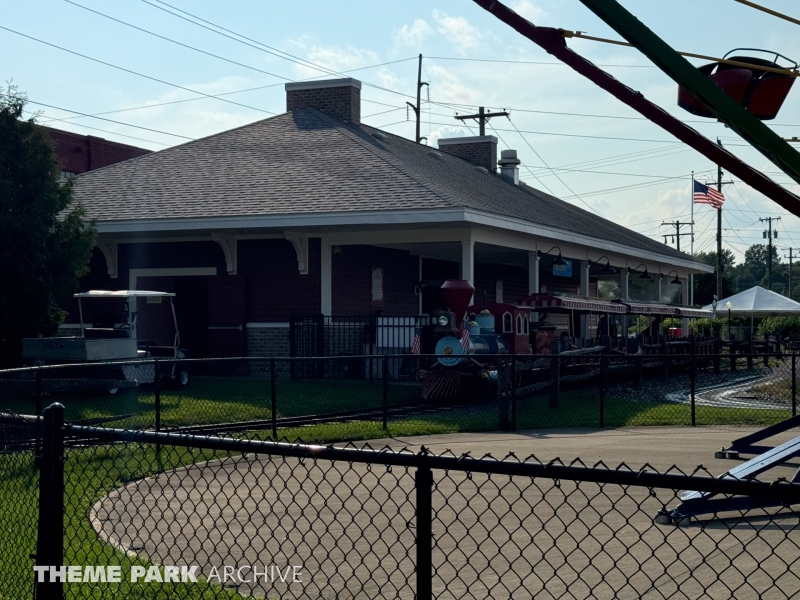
[470,0,800,216]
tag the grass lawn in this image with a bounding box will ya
[0,443,248,599]
[0,376,422,429]
[514,391,793,430]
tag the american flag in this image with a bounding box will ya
[460,327,471,352]
[693,180,725,209]
[410,327,421,355]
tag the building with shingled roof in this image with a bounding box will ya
[68,77,713,359]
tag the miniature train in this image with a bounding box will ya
[417,279,714,400]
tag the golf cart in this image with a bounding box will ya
[22,290,190,394]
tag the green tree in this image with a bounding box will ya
[739,243,782,291]
[0,84,96,365]
[691,250,734,306]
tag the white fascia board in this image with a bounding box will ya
[94,208,467,234]
[462,209,714,274]
[95,206,713,274]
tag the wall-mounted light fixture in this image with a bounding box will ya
[661,270,682,285]
[589,256,618,276]
[538,246,568,268]
[628,264,653,281]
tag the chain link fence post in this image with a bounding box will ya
[713,332,721,373]
[36,402,64,600]
[511,355,517,432]
[690,340,697,427]
[793,353,797,418]
[382,354,389,430]
[154,359,161,456]
[271,358,278,439]
[415,459,433,600]
[549,354,560,409]
[599,349,608,428]
[35,367,43,417]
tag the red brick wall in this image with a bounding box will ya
[438,140,497,172]
[44,127,150,174]
[238,238,321,321]
[286,85,360,124]
[332,245,418,315]
[474,263,528,304]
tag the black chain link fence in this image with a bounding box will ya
[0,351,798,443]
[3,405,800,599]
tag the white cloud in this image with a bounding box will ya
[285,37,380,79]
[433,10,482,53]
[510,0,546,22]
[393,18,433,47]
[427,124,470,146]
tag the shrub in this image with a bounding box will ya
[757,316,800,337]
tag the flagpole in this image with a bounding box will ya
[690,170,694,305]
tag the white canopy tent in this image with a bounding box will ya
[703,286,800,339]
[702,286,800,317]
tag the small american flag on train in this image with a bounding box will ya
[410,328,421,355]
[693,180,725,209]
[460,327,471,352]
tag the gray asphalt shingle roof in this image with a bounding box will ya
[73,108,692,261]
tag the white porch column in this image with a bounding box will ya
[418,255,423,315]
[320,238,332,316]
[620,269,629,300]
[620,269,629,336]
[461,239,475,306]
[656,274,662,302]
[579,260,589,296]
[682,277,690,334]
[461,240,474,283]
[528,251,539,295]
[579,260,589,337]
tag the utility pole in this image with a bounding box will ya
[661,220,694,253]
[405,54,429,143]
[454,106,510,136]
[786,248,799,298]
[716,139,723,299]
[760,216,781,290]
[712,139,734,299]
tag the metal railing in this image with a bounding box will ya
[0,351,798,440]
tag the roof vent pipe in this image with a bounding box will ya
[498,149,521,185]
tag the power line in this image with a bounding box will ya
[27,100,194,140]
[506,116,601,215]
[141,0,419,102]
[425,55,657,68]
[65,0,292,82]
[379,118,680,144]
[37,60,416,127]
[23,110,171,146]
[0,25,275,116]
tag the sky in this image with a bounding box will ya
[4,0,800,264]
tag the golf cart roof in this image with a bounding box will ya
[73,290,175,298]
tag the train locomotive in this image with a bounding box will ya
[418,279,533,400]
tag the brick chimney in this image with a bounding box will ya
[285,78,361,125]
[437,135,498,173]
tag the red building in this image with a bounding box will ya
[67,78,712,359]
[44,127,151,180]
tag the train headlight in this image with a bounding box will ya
[438,315,450,327]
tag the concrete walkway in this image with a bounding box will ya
[91,426,800,599]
